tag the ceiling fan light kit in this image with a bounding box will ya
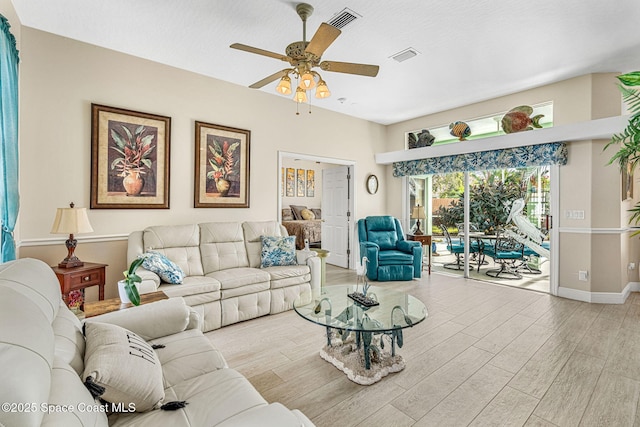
[230,2,379,113]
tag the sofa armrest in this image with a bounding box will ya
[296,249,317,264]
[186,305,202,330]
[305,255,321,294]
[83,298,191,341]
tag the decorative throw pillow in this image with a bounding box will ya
[141,251,184,284]
[289,205,308,220]
[260,236,297,268]
[311,208,321,219]
[300,208,316,220]
[83,322,164,412]
[282,208,294,221]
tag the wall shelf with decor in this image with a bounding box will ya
[375,115,628,165]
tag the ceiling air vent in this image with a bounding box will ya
[327,8,361,29]
[390,47,420,63]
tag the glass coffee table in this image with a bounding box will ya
[293,285,427,385]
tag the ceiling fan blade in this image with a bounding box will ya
[230,43,291,63]
[305,23,341,57]
[249,70,288,89]
[319,61,379,77]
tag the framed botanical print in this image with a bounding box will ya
[194,121,250,208]
[90,104,171,209]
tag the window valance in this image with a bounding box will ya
[393,142,567,177]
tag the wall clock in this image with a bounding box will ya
[366,174,379,194]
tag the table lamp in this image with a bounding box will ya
[411,205,427,235]
[51,202,94,268]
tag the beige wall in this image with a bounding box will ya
[14,26,388,300]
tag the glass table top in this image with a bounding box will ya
[293,285,427,333]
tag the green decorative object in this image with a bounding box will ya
[120,257,145,306]
[501,105,544,133]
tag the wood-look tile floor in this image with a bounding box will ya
[206,266,640,426]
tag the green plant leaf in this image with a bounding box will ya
[125,283,141,306]
[121,125,133,142]
[618,72,640,87]
[128,257,145,275]
[110,129,126,148]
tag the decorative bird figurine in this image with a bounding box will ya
[505,198,550,258]
[501,106,544,133]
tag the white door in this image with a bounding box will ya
[322,166,351,268]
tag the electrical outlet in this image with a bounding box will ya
[578,270,588,281]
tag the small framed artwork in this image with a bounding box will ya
[297,169,305,197]
[91,104,171,209]
[286,168,295,197]
[194,121,250,208]
[306,170,315,197]
[622,161,634,201]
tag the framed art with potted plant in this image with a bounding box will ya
[90,104,171,209]
[194,121,250,208]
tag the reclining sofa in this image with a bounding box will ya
[0,258,314,426]
[128,220,320,331]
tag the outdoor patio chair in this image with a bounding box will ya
[442,227,480,271]
[483,230,525,279]
[516,241,550,274]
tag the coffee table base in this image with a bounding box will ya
[319,342,405,385]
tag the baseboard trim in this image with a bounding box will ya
[558,282,639,304]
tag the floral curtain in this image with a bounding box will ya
[0,15,19,262]
[393,142,568,177]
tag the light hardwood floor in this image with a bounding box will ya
[206,266,640,426]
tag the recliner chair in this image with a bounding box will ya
[357,216,422,281]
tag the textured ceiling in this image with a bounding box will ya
[10,0,640,125]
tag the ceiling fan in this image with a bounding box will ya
[230,3,379,104]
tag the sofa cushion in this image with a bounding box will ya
[107,368,268,427]
[260,236,297,268]
[207,267,270,290]
[52,301,86,376]
[142,251,184,284]
[83,322,164,412]
[149,329,227,387]
[242,221,285,268]
[265,264,312,289]
[199,222,250,273]
[143,225,204,276]
[160,275,221,300]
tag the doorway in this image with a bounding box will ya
[277,151,356,269]
[406,166,557,294]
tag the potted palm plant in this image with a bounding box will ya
[118,257,145,305]
[605,71,640,232]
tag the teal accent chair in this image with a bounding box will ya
[357,216,422,281]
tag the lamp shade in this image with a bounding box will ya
[276,75,292,95]
[293,87,308,103]
[411,205,426,220]
[315,80,331,99]
[51,206,94,234]
[299,71,316,90]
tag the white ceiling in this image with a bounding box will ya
[10,0,640,125]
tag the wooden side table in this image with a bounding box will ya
[84,291,169,318]
[52,262,107,310]
[406,234,432,275]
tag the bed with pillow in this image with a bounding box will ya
[282,205,322,250]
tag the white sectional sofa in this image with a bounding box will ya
[0,258,314,426]
[127,220,321,332]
